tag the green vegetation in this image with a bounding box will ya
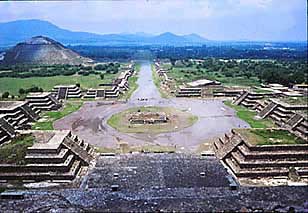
[0,62,123,96]
[107,106,198,134]
[151,64,171,98]
[224,101,275,128]
[167,63,260,87]
[164,58,307,87]
[252,88,273,94]
[32,101,83,130]
[0,74,114,96]
[280,97,308,105]
[0,187,5,193]
[0,134,35,165]
[0,63,121,78]
[237,129,307,145]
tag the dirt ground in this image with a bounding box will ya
[54,62,249,152]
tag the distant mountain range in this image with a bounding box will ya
[0,19,209,46]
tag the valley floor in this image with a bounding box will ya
[54,62,248,152]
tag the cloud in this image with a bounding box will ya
[0,0,306,41]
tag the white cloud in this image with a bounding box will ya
[0,0,306,41]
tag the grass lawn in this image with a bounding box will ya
[237,129,307,145]
[107,106,198,134]
[224,101,275,128]
[0,74,117,96]
[165,65,260,87]
[32,101,83,130]
[280,97,308,106]
[216,76,260,87]
[252,88,274,94]
[0,134,35,165]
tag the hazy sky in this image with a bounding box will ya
[0,0,307,41]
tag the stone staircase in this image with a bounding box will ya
[286,114,304,129]
[58,87,68,99]
[233,91,249,105]
[20,104,39,121]
[63,136,94,165]
[176,87,202,97]
[258,101,278,118]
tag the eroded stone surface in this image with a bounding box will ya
[1,154,307,212]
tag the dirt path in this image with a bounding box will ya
[54,61,249,152]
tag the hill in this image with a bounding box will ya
[1,36,92,65]
[0,19,209,46]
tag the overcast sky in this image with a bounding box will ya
[0,0,306,41]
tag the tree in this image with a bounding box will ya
[19,88,26,95]
[2,92,9,99]
[100,74,105,80]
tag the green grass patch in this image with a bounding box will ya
[0,187,5,193]
[0,134,35,165]
[279,97,308,105]
[224,101,275,128]
[32,101,83,130]
[237,129,307,145]
[0,74,117,96]
[107,106,197,134]
[164,64,260,87]
[252,88,273,94]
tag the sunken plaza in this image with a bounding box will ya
[0,61,307,212]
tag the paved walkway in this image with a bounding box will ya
[54,61,249,152]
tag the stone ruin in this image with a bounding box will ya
[84,63,135,99]
[0,92,62,145]
[129,111,169,124]
[213,128,308,184]
[0,130,94,183]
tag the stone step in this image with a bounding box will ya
[295,125,308,135]
[237,144,308,160]
[25,148,70,164]
[0,134,10,144]
[62,138,94,165]
[225,157,290,178]
[0,160,81,181]
[233,91,248,105]
[231,151,308,169]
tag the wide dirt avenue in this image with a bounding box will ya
[54,61,248,152]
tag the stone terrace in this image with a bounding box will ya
[0,130,95,183]
[213,128,308,184]
[84,64,135,99]
[257,98,308,139]
[0,101,39,145]
[26,92,61,112]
